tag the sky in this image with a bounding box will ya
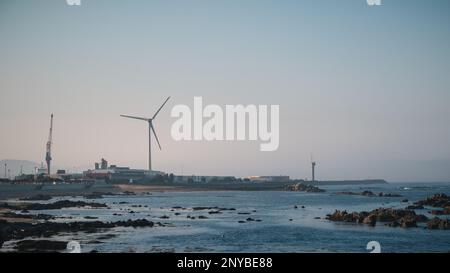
[0,0,449,182]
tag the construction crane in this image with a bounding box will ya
[45,114,54,175]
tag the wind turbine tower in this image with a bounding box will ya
[311,157,317,182]
[45,114,54,175]
[121,97,171,171]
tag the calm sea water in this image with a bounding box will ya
[22,182,450,253]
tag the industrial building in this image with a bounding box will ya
[84,159,165,183]
[247,176,290,183]
[174,175,236,184]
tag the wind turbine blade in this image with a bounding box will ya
[152,96,171,120]
[120,115,149,121]
[150,123,162,150]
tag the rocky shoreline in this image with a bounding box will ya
[285,183,326,193]
[0,197,155,252]
[1,189,449,253]
[0,218,159,251]
[326,193,450,230]
[337,190,402,197]
[0,195,261,252]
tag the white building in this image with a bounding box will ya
[247,176,290,182]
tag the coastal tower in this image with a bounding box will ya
[311,160,317,182]
[45,114,54,175]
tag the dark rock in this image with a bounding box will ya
[387,221,400,227]
[193,207,235,211]
[286,183,325,193]
[0,212,55,221]
[327,207,427,228]
[429,207,450,215]
[19,200,108,211]
[115,219,154,228]
[378,192,402,197]
[427,217,450,230]
[337,191,359,196]
[362,214,377,226]
[97,234,116,240]
[406,205,424,210]
[208,210,222,214]
[415,214,429,222]
[362,191,375,197]
[414,194,450,208]
[15,240,67,252]
[399,216,417,228]
[87,240,103,244]
[337,191,402,197]
[193,207,214,211]
[0,219,155,247]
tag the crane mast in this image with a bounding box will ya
[45,114,53,175]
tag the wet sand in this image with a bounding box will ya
[0,182,290,200]
[0,183,120,200]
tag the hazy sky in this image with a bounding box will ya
[1,0,450,181]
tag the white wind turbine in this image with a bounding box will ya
[121,96,171,171]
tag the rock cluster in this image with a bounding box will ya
[413,194,450,215]
[0,219,156,248]
[192,207,236,211]
[285,183,325,193]
[326,208,427,228]
[414,193,450,208]
[337,191,402,197]
[14,240,68,252]
[427,217,450,230]
[0,200,108,211]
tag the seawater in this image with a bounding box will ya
[28,182,450,253]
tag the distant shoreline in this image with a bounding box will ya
[0,180,390,200]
